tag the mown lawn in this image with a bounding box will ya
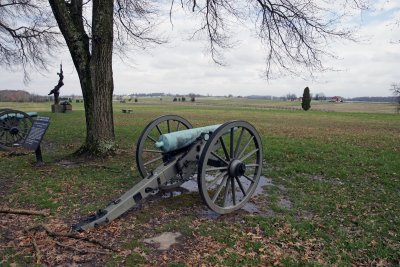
[0,100,399,266]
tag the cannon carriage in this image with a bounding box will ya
[0,109,37,150]
[74,115,263,231]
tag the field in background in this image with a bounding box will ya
[0,99,399,266]
[2,97,397,113]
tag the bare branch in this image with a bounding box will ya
[0,0,60,82]
[113,0,165,52]
[176,0,366,77]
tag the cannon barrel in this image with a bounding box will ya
[155,124,221,152]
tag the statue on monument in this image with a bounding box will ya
[48,64,64,105]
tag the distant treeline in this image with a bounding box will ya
[124,93,204,97]
[346,96,397,102]
[0,90,50,102]
[248,95,397,103]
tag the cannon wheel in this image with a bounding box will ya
[198,121,263,214]
[0,109,33,150]
[136,115,193,189]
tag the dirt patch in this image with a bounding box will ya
[143,232,182,250]
[278,198,293,209]
[309,174,344,185]
[0,178,14,199]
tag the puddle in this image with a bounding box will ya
[197,209,220,220]
[180,180,198,192]
[242,202,261,213]
[160,176,274,216]
[160,187,189,198]
[253,176,273,196]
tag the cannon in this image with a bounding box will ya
[73,115,263,231]
[0,109,37,150]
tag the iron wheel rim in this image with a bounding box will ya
[198,120,263,214]
[0,109,33,150]
[135,115,193,179]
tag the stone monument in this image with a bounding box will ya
[48,64,65,113]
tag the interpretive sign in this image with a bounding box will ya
[23,116,50,163]
[23,116,50,150]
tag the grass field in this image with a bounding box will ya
[0,99,399,266]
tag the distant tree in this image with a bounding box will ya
[189,93,196,102]
[182,97,186,102]
[302,87,311,111]
[173,97,177,102]
[135,98,138,103]
[286,93,297,101]
[316,93,326,101]
[391,82,400,113]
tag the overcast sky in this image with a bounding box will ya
[0,1,399,98]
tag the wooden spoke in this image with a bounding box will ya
[207,171,227,189]
[235,176,247,196]
[240,149,259,162]
[219,137,230,161]
[143,149,163,154]
[222,177,231,207]
[143,156,163,166]
[212,175,229,202]
[176,121,181,131]
[231,177,236,205]
[237,136,254,159]
[205,166,228,172]
[155,125,162,135]
[230,128,234,159]
[245,164,259,168]
[16,132,24,141]
[167,120,171,133]
[243,174,255,183]
[147,135,157,143]
[210,151,229,165]
[234,127,245,158]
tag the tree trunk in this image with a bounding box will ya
[81,0,115,155]
[49,0,115,156]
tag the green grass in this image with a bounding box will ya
[0,100,399,266]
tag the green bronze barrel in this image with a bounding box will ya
[155,124,221,152]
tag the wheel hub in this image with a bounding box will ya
[228,159,246,177]
[10,127,19,135]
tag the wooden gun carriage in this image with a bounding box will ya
[74,115,263,231]
[0,109,37,150]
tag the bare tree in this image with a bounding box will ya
[1,0,368,156]
[0,1,59,81]
[391,82,400,113]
